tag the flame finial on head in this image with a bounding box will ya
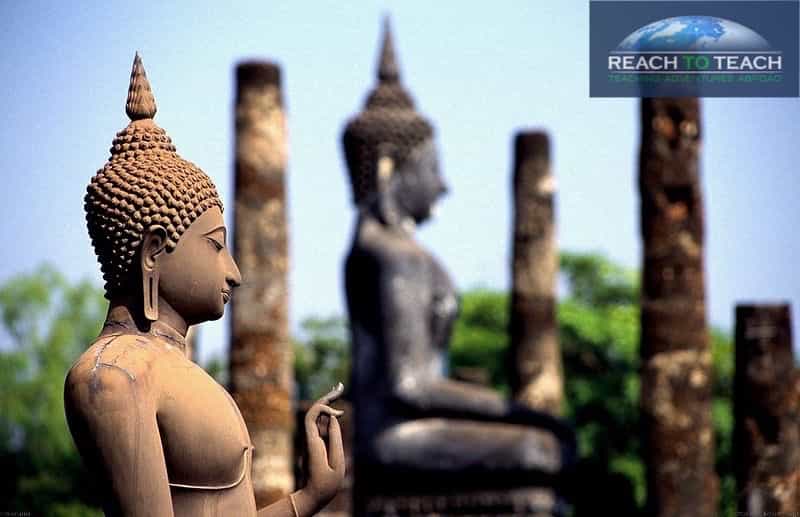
[125,52,157,121]
[341,17,435,205]
[378,16,400,83]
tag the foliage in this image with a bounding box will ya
[449,289,510,394]
[557,252,644,514]
[203,355,228,386]
[445,253,645,512]
[711,327,735,517]
[446,252,734,515]
[294,316,350,401]
[0,265,106,516]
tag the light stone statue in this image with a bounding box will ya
[64,53,345,517]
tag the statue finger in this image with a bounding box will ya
[305,408,323,447]
[326,415,345,476]
[304,401,323,432]
[314,382,344,407]
[304,403,342,438]
[319,405,344,419]
[306,432,327,470]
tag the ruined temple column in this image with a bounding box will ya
[638,98,718,516]
[229,61,293,506]
[508,131,563,415]
[734,304,799,514]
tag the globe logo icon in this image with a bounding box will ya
[617,16,771,51]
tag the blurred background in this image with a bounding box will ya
[0,1,796,515]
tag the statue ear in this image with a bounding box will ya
[140,226,168,321]
[373,146,398,226]
[376,145,395,191]
[377,155,394,189]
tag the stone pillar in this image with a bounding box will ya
[734,304,799,514]
[638,98,717,516]
[229,61,293,506]
[508,131,562,415]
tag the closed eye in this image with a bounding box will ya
[206,237,224,251]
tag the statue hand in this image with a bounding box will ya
[302,383,346,507]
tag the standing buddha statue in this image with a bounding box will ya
[64,53,346,517]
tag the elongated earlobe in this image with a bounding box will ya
[140,225,167,322]
[377,155,394,186]
[143,268,159,321]
[376,153,399,225]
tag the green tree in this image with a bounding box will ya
[448,252,734,515]
[0,265,106,516]
[711,327,735,517]
[293,316,350,401]
[557,252,644,514]
[558,252,734,515]
[448,289,510,393]
[444,254,642,512]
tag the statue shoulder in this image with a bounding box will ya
[353,216,426,266]
[65,333,164,408]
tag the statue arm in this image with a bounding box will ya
[64,364,174,517]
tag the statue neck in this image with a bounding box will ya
[103,294,188,351]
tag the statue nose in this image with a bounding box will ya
[226,256,242,289]
[227,270,242,290]
[227,275,241,290]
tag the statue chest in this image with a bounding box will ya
[428,256,458,323]
[157,362,253,489]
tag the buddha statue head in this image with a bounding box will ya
[342,19,448,225]
[85,53,241,326]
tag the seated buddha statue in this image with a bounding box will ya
[341,22,575,507]
[64,54,345,517]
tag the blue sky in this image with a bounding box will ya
[0,1,797,363]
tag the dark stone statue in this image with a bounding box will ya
[64,54,345,517]
[342,21,575,515]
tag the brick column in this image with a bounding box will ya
[734,304,799,514]
[230,61,293,506]
[638,97,718,516]
[508,131,562,415]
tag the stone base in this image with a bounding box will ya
[359,487,563,517]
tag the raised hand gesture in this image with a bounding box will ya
[259,383,346,517]
[301,383,346,512]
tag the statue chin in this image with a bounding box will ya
[208,297,227,322]
[184,301,225,325]
[205,306,225,323]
